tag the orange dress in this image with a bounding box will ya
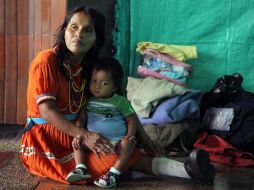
[20,49,143,184]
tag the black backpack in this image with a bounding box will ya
[200,73,254,153]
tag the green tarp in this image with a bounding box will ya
[114,0,254,92]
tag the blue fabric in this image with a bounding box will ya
[86,112,127,141]
[139,91,201,125]
[15,114,78,141]
[26,114,77,125]
[160,71,188,83]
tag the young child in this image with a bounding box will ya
[66,57,138,188]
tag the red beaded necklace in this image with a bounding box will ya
[64,61,86,114]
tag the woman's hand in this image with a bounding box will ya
[80,131,115,159]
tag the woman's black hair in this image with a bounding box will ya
[90,57,124,95]
[53,6,105,80]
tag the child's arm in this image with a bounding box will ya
[78,109,87,129]
[73,110,87,150]
[124,113,138,140]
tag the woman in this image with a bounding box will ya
[20,6,214,185]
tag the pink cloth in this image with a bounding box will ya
[137,66,187,87]
[143,49,192,70]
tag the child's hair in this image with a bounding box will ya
[90,57,124,95]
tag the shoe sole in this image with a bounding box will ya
[94,180,117,188]
[66,174,91,183]
[189,149,215,184]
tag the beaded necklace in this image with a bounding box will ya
[64,61,86,114]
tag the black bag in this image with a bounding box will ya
[200,73,254,153]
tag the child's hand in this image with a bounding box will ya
[121,135,137,151]
[125,135,136,141]
[72,135,82,150]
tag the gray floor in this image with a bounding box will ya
[0,125,254,190]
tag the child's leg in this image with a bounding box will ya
[73,148,86,166]
[94,138,135,188]
[113,138,134,172]
[66,147,91,183]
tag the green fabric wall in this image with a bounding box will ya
[114,0,254,92]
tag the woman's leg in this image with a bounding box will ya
[130,155,190,178]
[130,149,215,184]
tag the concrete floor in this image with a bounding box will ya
[0,124,254,190]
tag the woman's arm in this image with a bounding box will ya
[77,109,87,129]
[38,100,82,137]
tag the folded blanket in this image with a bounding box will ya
[127,77,188,117]
[143,123,188,148]
[136,42,197,61]
[140,91,201,125]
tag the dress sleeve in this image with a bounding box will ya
[28,55,59,105]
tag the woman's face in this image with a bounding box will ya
[64,12,96,56]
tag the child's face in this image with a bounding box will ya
[89,69,117,99]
